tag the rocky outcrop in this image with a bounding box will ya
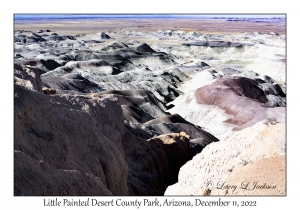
[36,29,51,33]
[42,87,56,94]
[189,138,213,158]
[14,33,76,43]
[182,40,253,48]
[14,75,197,196]
[148,132,190,185]
[14,84,129,195]
[14,63,42,92]
[47,33,77,41]
[92,32,111,40]
[19,59,62,73]
[14,34,46,43]
[98,89,167,123]
[41,66,187,104]
[165,122,286,195]
[169,75,286,138]
[41,73,103,94]
[133,43,155,53]
[124,129,169,195]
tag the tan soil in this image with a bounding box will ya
[214,156,286,195]
[14,18,286,36]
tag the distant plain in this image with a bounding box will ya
[14,17,286,35]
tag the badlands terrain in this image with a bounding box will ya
[14,16,286,196]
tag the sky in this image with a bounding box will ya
[14,14,286,20]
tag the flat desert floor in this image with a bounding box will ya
[15,17,286,35]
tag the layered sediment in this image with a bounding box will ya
[14,20,286,196]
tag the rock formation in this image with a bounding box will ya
[148,132,190,185]
[165,122,286,195]
[14,64,209,196]
[14,21,286,196]
[15,83,129,195]
[168,75,285,139]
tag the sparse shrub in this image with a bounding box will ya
[239,158,250,166]
[203,189,211,196]
[81,104,90,112]
[264,116,277,125]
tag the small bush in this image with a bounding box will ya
[203,189,211,196]
[239,158,250,166]
[264,116,277,125]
